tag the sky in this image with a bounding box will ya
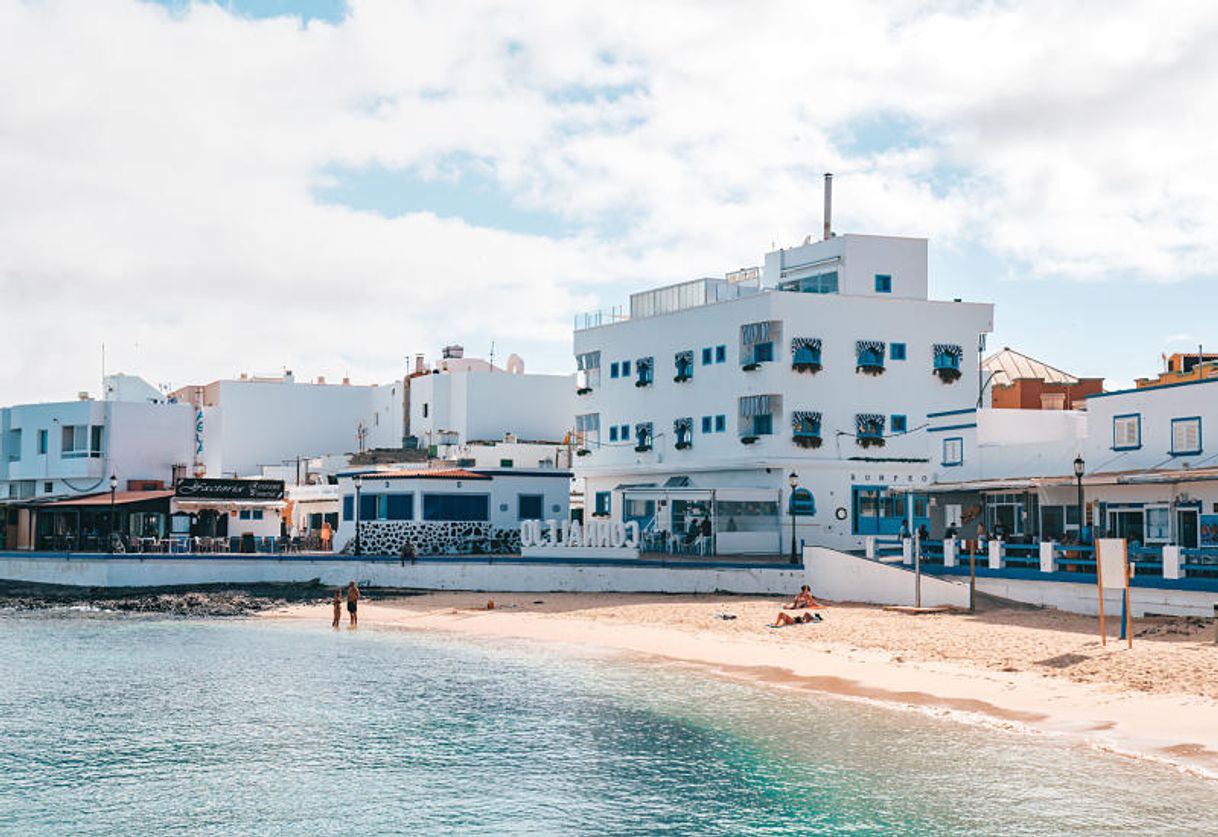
[2,0,1218,404]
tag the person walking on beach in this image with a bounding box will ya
[346,581,360,627]
[331,589,342,628]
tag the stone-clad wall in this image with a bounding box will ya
[339,521,522,556]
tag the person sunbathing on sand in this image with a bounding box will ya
[771,611,822,627]
[786,585,825,610]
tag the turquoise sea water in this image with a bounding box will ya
[2,613,1217,836]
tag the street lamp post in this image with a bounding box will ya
[108,473,118,554]
[1073,455,1086,543]
[353,474,363,557]
[788,472,799,565]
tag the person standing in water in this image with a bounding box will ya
[331,589,342,628]
[346,581,360,627]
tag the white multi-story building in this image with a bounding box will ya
[572,233,994,554]
[406,345,574,451]
[170,371,403,477]
[929,375,1218,548]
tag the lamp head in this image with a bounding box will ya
[788,472,799,488]
[353,474,362,489]
[109,473,118,491]
[1073,456,1085,478]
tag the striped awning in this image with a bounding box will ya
[856,413,886,433]
[933,343,963,359]
[791,410,822,430]
[739,394,775,417]
[856,340,885,356]
[792,337,822,352]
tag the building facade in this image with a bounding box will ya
[572,233,994,553]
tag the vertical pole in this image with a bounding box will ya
[969,537,976,612]
[790,490,798,565]
[354,484,362,557]
[914,526,922,608]
[109,487,116,554]
[1124,547,1133,650]
[1096,541,1107,646]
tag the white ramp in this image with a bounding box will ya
[805,546,969,609]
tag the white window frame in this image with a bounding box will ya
[1170,417,1202,456]
[1112,414,1141,450]
[942,436,963,467]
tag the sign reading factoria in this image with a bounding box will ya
[174,478,285,501]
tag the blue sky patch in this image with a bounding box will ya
[145,0,347,24]
[312,158,576,238]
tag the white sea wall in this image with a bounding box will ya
[0,555,805,595]
[805,546,970,608]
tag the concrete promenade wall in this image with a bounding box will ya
[805,547,970,609]
[0,553,805,596]
[975,576,1218,618]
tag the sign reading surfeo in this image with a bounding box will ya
[520,519,640,550]
[174,478,285,501]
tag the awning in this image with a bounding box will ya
[41,490,174,508]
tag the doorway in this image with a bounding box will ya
[1177,508,1199,548]
[1108,509,1145,543]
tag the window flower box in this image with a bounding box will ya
[856,435,886,449]
[675,440,691,450]
[576,448,592,457]
[793,434,822,449]
[741,362,761,372]
[933,344,963,383]
[576,386,593,395]
[634,444,653,453]
[791,339,822,374]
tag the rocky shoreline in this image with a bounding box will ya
[0,580,419,617]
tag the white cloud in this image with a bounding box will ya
[2,0,1217,404]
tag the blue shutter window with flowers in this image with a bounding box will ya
[673,417,693,449]
[674,351,694,382]
[634,422,654,452]
[740,321,781,370]
[738,394,779,444]
[576,351,600,394]
[856,413,886,448]
[635,356,654,387]
[791,410,823,448]
[933,344,963,383]
[856,340,886,375]
[791,338,822,373]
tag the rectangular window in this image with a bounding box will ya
[376,494,389,520]
[239,509,252,520]
[753,342,774,363]
[343,495,354,521]
[518,494,543,520]
[701,347,713,365]
[1146,506,1170,542]
[359,493,377,520]
[43,481,53,494]
[891,414,907,433]
[609,426,618,442]
[714,414,726,433]
[610,362,620,379]
[753,414,773,436]
[620,424,630,440]
[423,493,490,522]
[875,274,892,293]
[252,510,264,521]
[1171,417,1202,455]
[1113,414,1141,450]
[621,360,631,377]
[6,428,21,461]
[715,345,726,363]
[499,459,513,468]
[594,491,611,516]
[942,437,963,466]
[387,494,413,520]
[890,343,906,361]
[701,416,712,433]
[422,403,429,418]
[37,430,47,455]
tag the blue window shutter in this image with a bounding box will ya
[359,494,376,520]
[387,494,413,520]
[342,495,354,521]
[702,347,712,365]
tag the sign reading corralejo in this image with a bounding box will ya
[174,479,285,501]
[520,519,640,551]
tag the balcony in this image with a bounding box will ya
[856,341,886,376]
[933,344,963,383]
[791,339,822,374]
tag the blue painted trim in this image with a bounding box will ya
[1112,412,1142,451]
[1086,375,1218,400]
[926,407,977,419]
[928,423,977,433]
[941,435,964,467]
[0,552,800,572]
[1170,416,1203,456]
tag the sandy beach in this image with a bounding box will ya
[264,591,1218,778]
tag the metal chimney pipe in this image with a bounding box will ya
[823,172,833,240]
